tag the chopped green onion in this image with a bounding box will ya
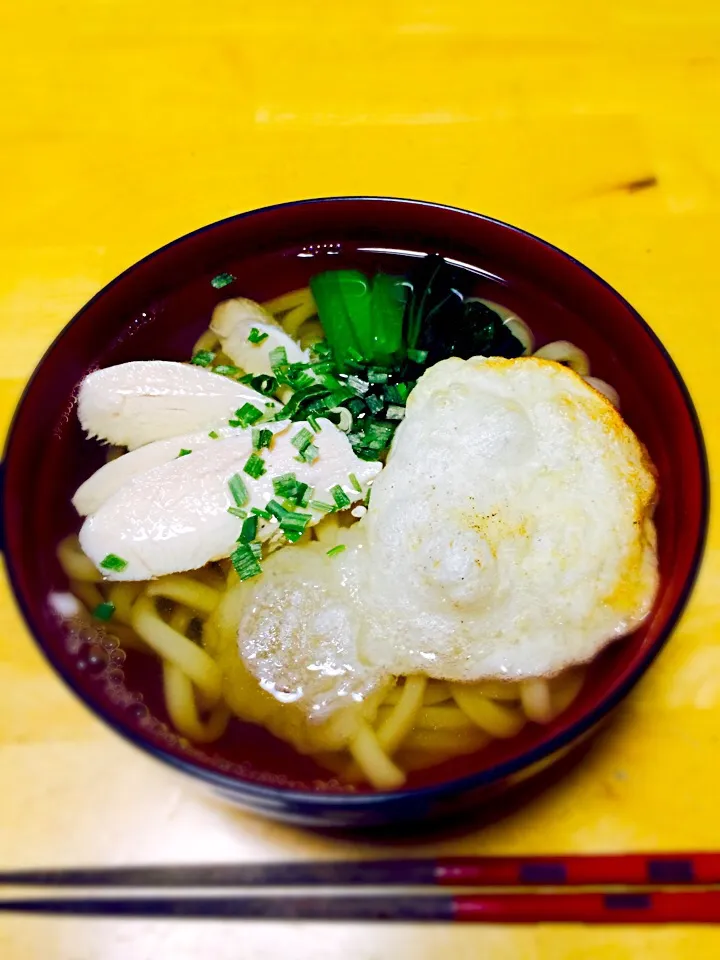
[327,544,346,558]
[294,482,312,507]
[362,421,394,449]
[330,485,351,510]
[228,419,241,427]
[273,383,329,421]
[249,374,278,396]
[272,472,299,498]
[266,499,291,521]
[407,348,428,364]
[291,427,313,452]
[248,327,269,344]
[231,543,262,580]
[177,448,192,458]
[213,364,242,378]
[211,272,235,289]
[309,499,334,513]
[368,368,389,384]
[208,430,220,439]
[234,403,263,428]
[93,601,115,621]
[239,515,259,542]
[294,442,319,464]
[365,394,384,415]
[252,428,273,450]
[100,554,128,573]
[384,382,409,405]
[346,375,369,395]
[311,339,332,360]
[279,511,312,542]
[285,363,316,391]
[308,414,321,432]
[249,541,262,560]
[227,506,247,519]
[269,345,288,373]
[243,453,266,479]
[319,372,342,391]
[346,397,365,416]
[251,506,272,520]
[280,511,312,531]
[228,473,249,507]
[348,473,362,492]
[191,350,215,367]
[310,360,334,375]
[386,405,405,420]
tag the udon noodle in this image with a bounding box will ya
[58,288,601,790]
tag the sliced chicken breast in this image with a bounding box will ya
[211,298,309,376]
[72,421,290,516]
[77,360,280,449]
[79,419,381,580]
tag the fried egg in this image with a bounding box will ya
[359,356,659,681]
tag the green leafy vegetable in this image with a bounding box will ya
[368,273,408,363]
[403,254,523,363]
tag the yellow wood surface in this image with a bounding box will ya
[2,1,720,956]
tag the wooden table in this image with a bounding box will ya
[2,1,720,956]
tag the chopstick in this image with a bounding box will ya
[0,853,716,889]
[2,891,720,923]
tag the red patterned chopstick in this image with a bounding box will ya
[2,890,720,922]
[453,891,720,924]
[1,853,717,889]
[436,852,712,887]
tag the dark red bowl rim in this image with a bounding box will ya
[1,196,710,811]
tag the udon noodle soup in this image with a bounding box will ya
[56,253,658,790]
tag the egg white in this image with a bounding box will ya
[358,356,659,681]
